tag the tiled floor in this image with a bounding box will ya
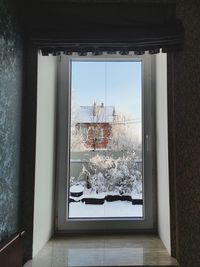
[24,235,178,267]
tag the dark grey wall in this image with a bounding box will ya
[0,0,23,243]
[168,0,200,266]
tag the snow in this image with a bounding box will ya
[68,201,143,218]
[70,192,105,201]
[70,185,84,193]
[83,192,105,199]
[131,193,142,199]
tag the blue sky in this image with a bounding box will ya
[71,60,142,120]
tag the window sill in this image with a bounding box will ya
[24,234,178,266]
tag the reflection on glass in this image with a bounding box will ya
[68,60,143,219]
[67,248,144,266]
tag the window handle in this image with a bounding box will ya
[146,134,150,152]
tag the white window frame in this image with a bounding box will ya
[55,53,156,232]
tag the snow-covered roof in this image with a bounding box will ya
[78,104,115,123]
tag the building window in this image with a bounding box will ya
[56,54,155,231]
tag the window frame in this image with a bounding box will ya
[55,53,156,232]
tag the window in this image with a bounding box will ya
[56,54,155,231]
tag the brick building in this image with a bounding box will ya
[76,103,115,150]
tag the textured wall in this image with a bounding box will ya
[168,0,200,266]
[0,0,23,243]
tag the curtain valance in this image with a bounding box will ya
[25,2,184,55]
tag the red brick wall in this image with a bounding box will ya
[84,123,112,149]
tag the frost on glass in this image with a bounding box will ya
[68,60,143,219]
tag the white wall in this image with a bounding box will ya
[33,54,57,256]
[156,53,171,254]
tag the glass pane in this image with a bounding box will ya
[68,60,143,219]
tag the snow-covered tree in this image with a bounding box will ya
[108,112,141,152]
[80,153,142,195]
[70,91,87,151]
[71,127,86,151]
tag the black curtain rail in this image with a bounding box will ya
[25,2,184,55]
